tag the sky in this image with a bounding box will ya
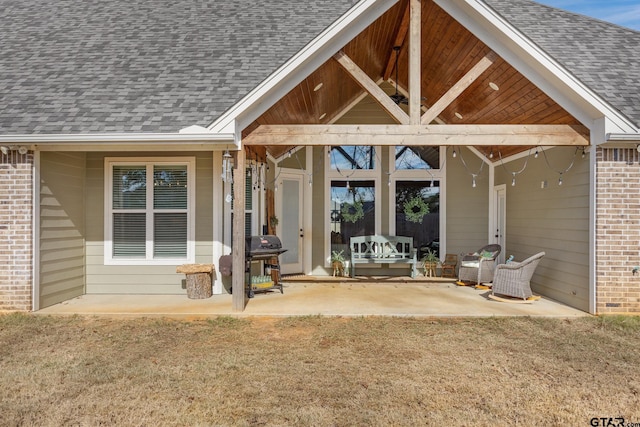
[537,0,640,30]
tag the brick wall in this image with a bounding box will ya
[0,150,33,311]
[596,147,640,314]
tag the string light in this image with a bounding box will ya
[541,147,580,186]
[457,147,485,188]
[452,148,457,158]
[534,149,539,159]
[499,149,532,188]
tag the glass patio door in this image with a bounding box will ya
[277,171,304,274]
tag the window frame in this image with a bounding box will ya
[324,146,381,267]
[388,146,446,254]
[104,157,196,265]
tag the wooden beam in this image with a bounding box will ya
[383,3,410,81]
[421,51,498,125]
[333,51,410,125]
[244,124,590,147]
[409,0,421,124]
[232,149,246,312]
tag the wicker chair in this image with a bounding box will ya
[458,244,501,285]
[492,252,545,300]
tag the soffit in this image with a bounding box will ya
[244,0,582,161]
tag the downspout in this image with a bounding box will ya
[32,151,40,311]
[589,132,597,315]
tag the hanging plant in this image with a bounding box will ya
[404,195,429,223]
[341,199,364,223]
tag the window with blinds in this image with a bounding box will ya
[105,158,195,264]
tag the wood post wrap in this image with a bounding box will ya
[176,264,214,299]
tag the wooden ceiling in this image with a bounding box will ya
[243,0,583,161]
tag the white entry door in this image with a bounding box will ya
[493,184,507,264]
[276,170,304,274]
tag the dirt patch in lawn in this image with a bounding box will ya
[1,314,639,426]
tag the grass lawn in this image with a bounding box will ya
[1,314,639,426]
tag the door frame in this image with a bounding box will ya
[492,184,507,264]
[275,167,307,274]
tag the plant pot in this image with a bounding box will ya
[332,261,345,277]
[424,261,438,277]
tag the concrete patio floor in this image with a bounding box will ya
[36,277,588,318]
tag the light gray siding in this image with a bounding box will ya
[84,152,214,294]
[495,147,590,311]
[446,147,490,256]
[39,152,86,308]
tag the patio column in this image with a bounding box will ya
[409,0,421,124]
[232,148,247,311]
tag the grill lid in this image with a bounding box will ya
[245,235,286,257]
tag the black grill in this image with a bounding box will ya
[245,235,287,260]
[244,235,286,298]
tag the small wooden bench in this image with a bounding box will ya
[176,264,215,299]
[350,235,418,279]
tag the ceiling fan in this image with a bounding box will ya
[390,46,409,105]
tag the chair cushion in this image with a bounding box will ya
[461,260,480,268]
[480,250,495,259]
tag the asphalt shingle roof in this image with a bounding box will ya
[484,0,640,128]
[1,0,639,134]
[0,0,358,134]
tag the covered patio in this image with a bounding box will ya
[37,277,586,318]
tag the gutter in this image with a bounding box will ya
[606,133,640,142]
[0,133,235,144]
[0,132,238,152]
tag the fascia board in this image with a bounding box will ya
[1,133,236,151]
[437,0,638,135]
[207,0,399,135]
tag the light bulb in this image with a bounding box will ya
[559,174,563,185]
[511,173,516,187]
[346,181,350,190]
[534,150,539,159]
[452,149,457,158]
[472,176,477,188]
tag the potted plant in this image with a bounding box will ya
[331,250,346,277]
[421,249,440,277]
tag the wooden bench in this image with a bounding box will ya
[176,264,215,299]
[349,235,418,279]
